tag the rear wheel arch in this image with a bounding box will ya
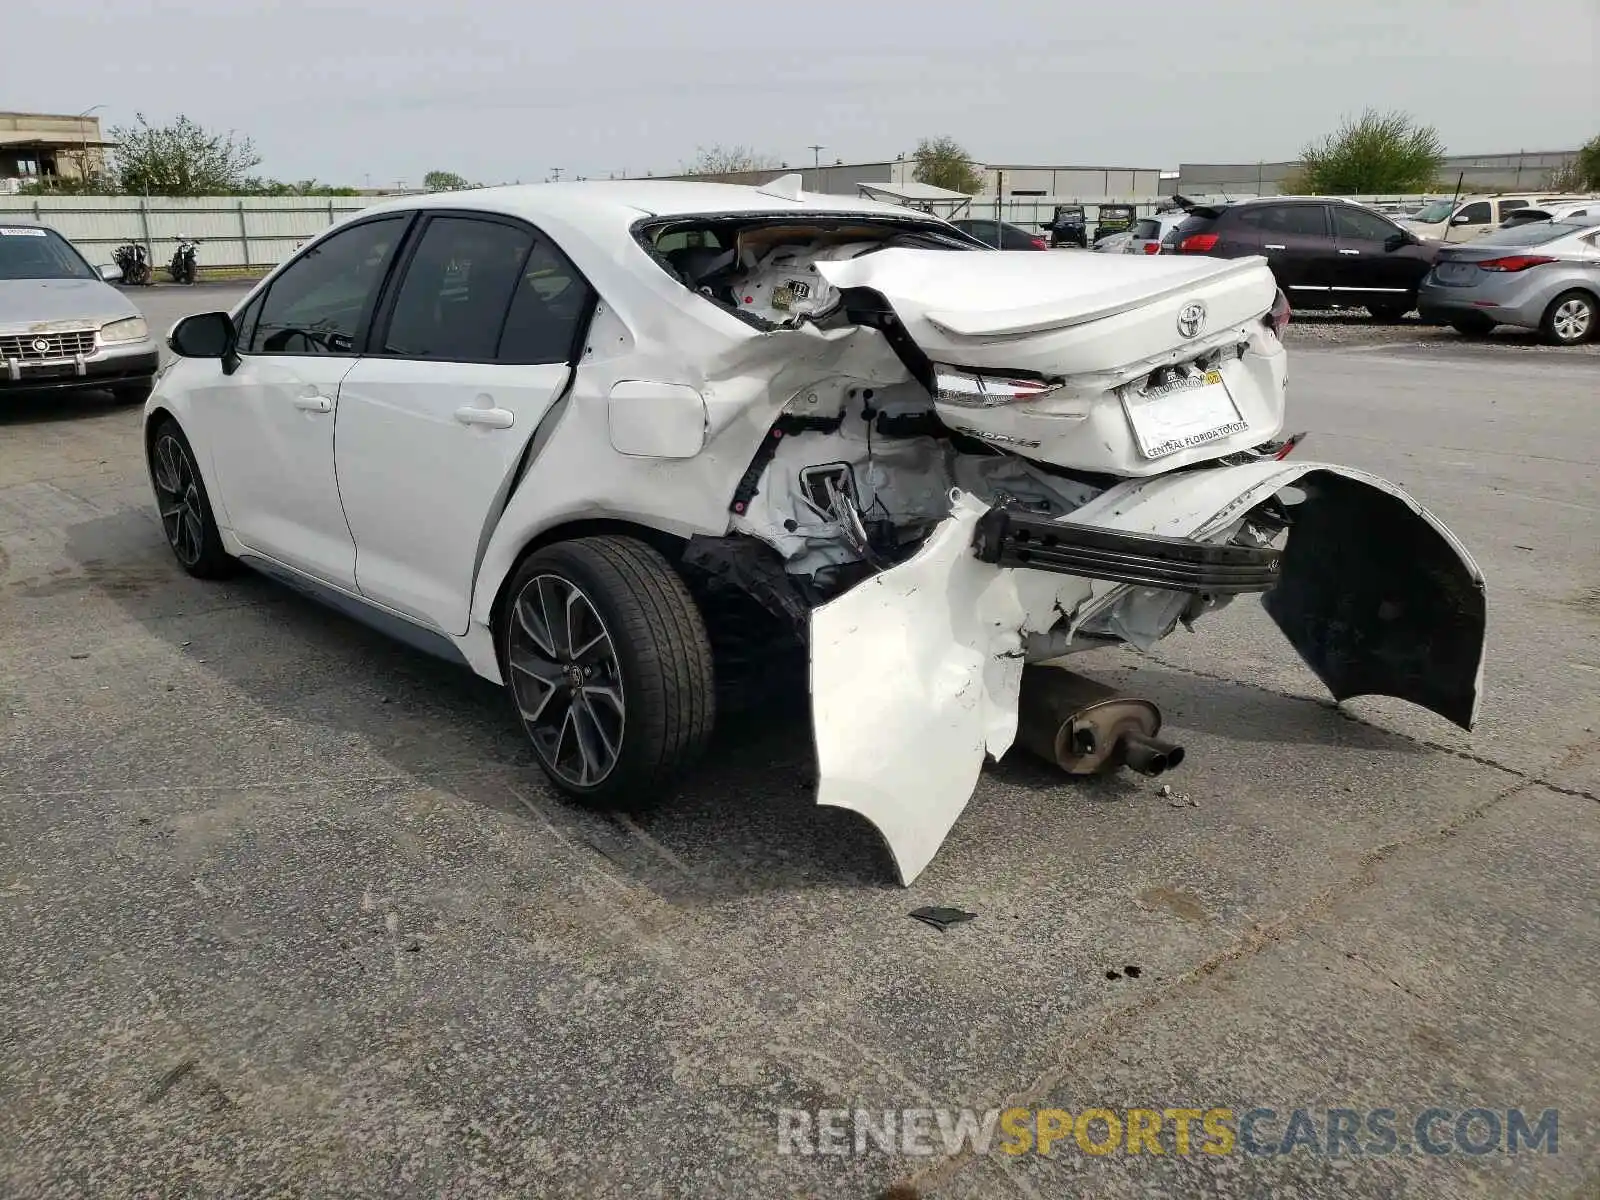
[486,518,689,674]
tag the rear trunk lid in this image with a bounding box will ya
[815,248,1286,475]
[815,248,1276,376]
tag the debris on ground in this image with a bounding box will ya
[1159,783,1198,808]
[909,907,977,932]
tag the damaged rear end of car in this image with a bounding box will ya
[626,203,1486,884]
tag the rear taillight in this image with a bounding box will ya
[1142,241,1161,254]
[1476,255,1557,272]
[1178,232,1219,254]
[1030,237,1049,250]
[1264,289,1291,336]
[933,365,1062,408]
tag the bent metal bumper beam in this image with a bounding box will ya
[970,506,1282,593]
[810,462,1487,887]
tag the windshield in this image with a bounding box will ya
[0,227,96,281]
[1411,200,1457,223]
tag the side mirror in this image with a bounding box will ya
[1384,232,1409,252]
[1452,214,1472,224]
[169,311,238,369]
[98,264,122,282]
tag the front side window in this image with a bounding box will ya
[1455,202,1492,225]
[1333,206,1400,243]
[248,216,407,355]
[382,217,535,361]
[0,227,95,281]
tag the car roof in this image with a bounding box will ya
[355,179,923,228]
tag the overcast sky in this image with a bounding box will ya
[13,0,1598,185]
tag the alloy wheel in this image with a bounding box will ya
[1552,298,1592,343]
[507,574,626,787]
[151,434,206,568]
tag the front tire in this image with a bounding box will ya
[499,536,715,806]
[147,418,234,579]
[1540,290,1596,346]
[112,381,153,405]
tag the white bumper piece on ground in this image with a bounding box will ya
[810,461,1488,885]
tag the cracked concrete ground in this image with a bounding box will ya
[1,287,1597,1199]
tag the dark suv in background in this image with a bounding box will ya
[1164,197,1439,321]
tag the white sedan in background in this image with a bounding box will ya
[145,178,1486,884]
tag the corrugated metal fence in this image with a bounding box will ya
[0,196,382,269]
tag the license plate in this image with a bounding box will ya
[1434,261,1477,284]
[1122,369,1248,460]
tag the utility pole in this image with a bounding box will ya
[550,167,563,183]
[809,145,824,168]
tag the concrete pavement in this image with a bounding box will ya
[1,287,1596,1198]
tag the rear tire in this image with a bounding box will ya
[1540,290,1596,346]
[499,536,715,808]
[1450,313,1496,337]
[147,417,235,579]
[1367,299,1412,322]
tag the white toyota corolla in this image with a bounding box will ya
[146,177,1487,884]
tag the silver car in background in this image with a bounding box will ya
[0,223,159,403]
[1417,215,1600,345]
[1124,210,1192,255]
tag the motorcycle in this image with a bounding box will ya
[169,238,200,285]
[112,243,152,286]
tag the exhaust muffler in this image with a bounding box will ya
[1015,666,1185,777]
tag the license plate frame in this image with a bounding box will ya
[1121,368,1249,460]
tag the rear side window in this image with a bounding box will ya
[1497,199,1529,219]
[382,216,534,361]
[497,239,596,365]
[1243,205,1328,237]
[249,216,407,355]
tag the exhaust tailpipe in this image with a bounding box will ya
[1119,732,1186,777]
[1015,666,1185,778]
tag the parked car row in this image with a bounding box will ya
[1149,197,1600,344]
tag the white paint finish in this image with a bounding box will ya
[606,381,707,458]
[811,461,1488,885]
[810,493,1040,887]
[333,357,571,634]
[180,352,362,589]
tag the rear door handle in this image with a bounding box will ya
[454,404,514,429]
[1339,248,1361,256]
[293,393,333,413]
[1263,243,1286,251]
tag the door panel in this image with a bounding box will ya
[1331,205,1419,302]
[202,215,410,588]
[335,359,571,631]
[1240,204,1332,299]
[335,215,595,634]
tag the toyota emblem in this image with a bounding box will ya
[32,337,51,354]
[1176,301,1207,338]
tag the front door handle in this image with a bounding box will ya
[1263,243,1286,251]
[454,404,514,429]
[293,393,333,413]
[1339,248,1361,256]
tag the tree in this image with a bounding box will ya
[111,113,262,196]
[680,145,779,180]
[912,136,984,194]
[1546,133,1600,191]
[424,170,470,192]
[1295,109,1445,194]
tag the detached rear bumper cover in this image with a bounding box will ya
[811,461,1486,886]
